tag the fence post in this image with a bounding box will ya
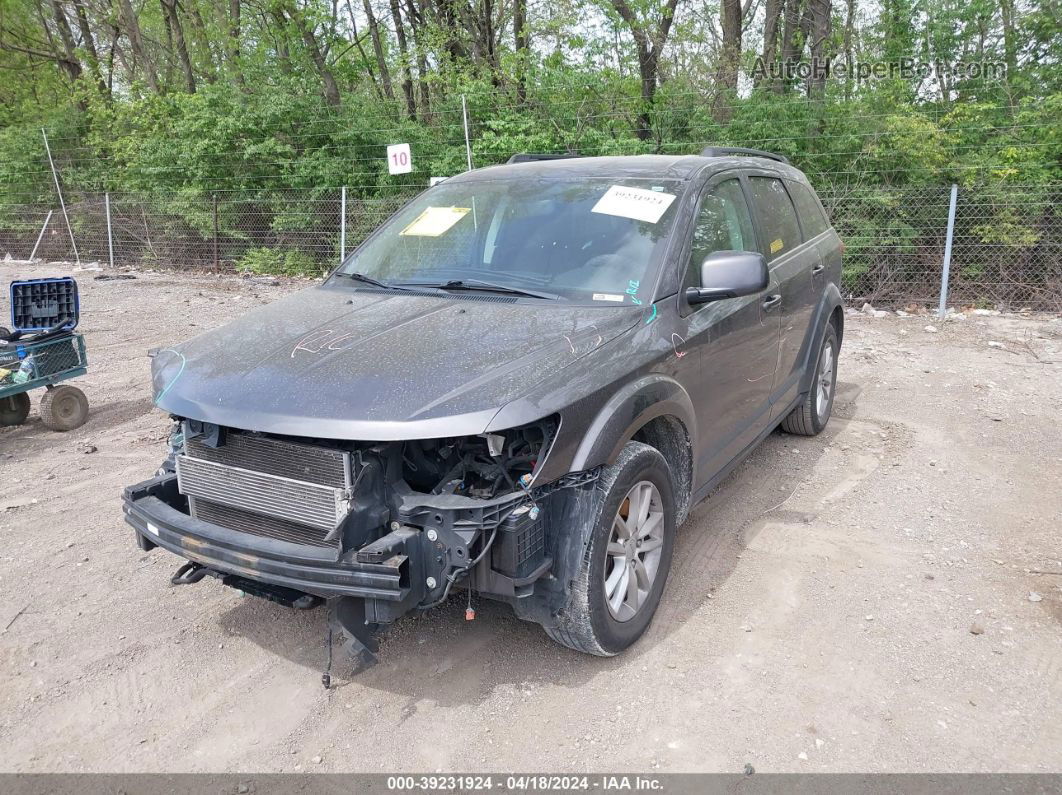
[340,186,347,264]
[461,95,473,171]
[41,128,80,266]
[212,193,219,271]
[105,192,114,269]
[30,210,53,261]
[937,183,959,318]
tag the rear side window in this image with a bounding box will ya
[748,177,801,260]
[787,181,831,238]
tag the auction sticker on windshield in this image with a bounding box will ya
[400,206,471,237]
[591,185,676,224]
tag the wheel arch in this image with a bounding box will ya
[568,374,697,517]
[798,283,844,396]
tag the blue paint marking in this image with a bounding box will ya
[644,305,658,324]
[626,279,642,306]
[154,349,186,404]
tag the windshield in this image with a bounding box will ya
[335,176,685,303]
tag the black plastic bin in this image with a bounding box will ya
[9,278,80,333]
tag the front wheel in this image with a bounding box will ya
[545,441,676,656]
[781,321,838,436]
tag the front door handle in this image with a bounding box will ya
[812,263,825,275]
[763,294,782,311]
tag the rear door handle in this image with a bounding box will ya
[812,263,825,275]
[763,294,782,311]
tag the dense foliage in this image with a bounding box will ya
[0,0,1058,298]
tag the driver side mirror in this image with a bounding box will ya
[685,251,769,305]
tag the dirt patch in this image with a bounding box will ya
[1,264,1060,773]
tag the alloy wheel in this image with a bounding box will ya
[603,480,665,622]
[816,342,836,422]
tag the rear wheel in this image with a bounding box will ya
[40,385,89,431]
[545,441,676,656]
[0,392,30,426]
[781,322,838,436]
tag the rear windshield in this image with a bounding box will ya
[336,177,684,304]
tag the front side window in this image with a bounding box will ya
[336,177,684,303]
[748,177,801,260]
[684,179,756,291]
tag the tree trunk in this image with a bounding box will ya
[842,0,855,99]
[363,0,395,101]
[227,0,245,85]
[186,5,217,82]
[389,0,417,119]
[712,0,743,122]
[117,0,159,91]
[402,0,431,120]
[998,0,1018,104]
[161,0,196,92]
[757,0,783,89]
[778,0,808,93]
[291,11,341,106]
[514,0,527,103]
[806,0,831,100]
[72,0,109,96]
[609,0,680,141]
[47,0,83,83]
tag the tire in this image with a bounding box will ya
[0,392,31,426]
[781,321,838,436]
[40,385,89,431]
[545,441,677,656]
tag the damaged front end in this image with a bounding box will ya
[122,415,596,668]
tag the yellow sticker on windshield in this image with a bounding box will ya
[770,238,784,253]
[400,206,471,237]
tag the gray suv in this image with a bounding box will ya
[123,148,843,666]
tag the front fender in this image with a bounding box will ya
[568,374,697,475]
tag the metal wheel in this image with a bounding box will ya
[815,340,836,423]
[603,480,665,622]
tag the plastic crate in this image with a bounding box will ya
[9,277,79,332]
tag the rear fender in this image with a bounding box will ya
[797,283,843,395]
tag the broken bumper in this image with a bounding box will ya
[122,473,423,614]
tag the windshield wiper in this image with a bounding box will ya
[396,278,560,301]
[334,271,409,291]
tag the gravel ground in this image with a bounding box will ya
[0,263,1060,773]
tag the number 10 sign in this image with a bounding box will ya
[387,143,412,175]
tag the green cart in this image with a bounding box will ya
[0,278,89,431]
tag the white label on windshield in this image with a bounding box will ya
[400,206,470,237]
[592,185,676,224]
[592,293,625,302]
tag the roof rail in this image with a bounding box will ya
[506,152,582,164]
[699,146,790,165]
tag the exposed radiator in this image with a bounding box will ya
[194,499,334,548]
[177,428,353,547]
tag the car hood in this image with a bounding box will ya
[153,283,639,440]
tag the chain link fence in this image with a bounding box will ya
[0,183,1059,311]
